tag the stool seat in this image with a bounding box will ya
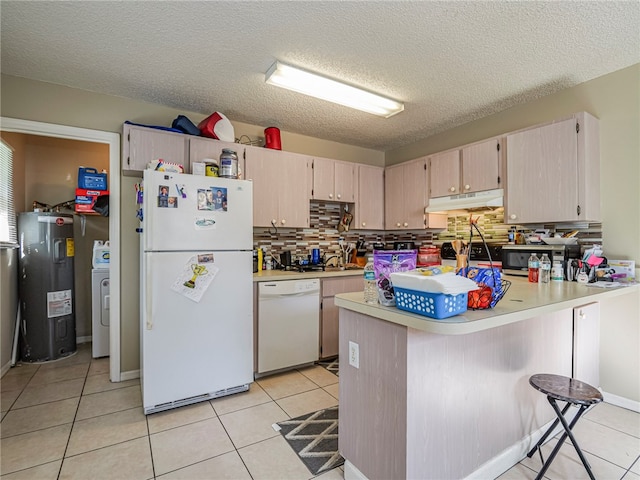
[527,373,602,480]
[530,373,603,406]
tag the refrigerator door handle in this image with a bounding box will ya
[145,259,153,330]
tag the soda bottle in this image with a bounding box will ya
[540,254,551,283]
[363,261,378,304]
[528,253,540,283]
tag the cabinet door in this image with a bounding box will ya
[279,152,311,228]
[462,138,502,194]
[355,165,384,230]
[321,276,364,359]
[321,297,339,359]
[123,125,188,175]
[506,118,578,224]
[429,150,460,198]
[573,302,600,388]
[334,161,356,203]
[244,148,280,227]
[403,159,427,229]
[312,157,335,201]
[384,164,405,230]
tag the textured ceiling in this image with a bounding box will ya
[1,1,639,151]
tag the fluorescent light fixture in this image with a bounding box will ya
[265,61,404,118]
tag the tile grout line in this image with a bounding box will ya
[55,357,92,480]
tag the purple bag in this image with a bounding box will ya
[373,250,417,306]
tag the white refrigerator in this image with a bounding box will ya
[141,170,253,414]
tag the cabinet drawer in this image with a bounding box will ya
[322,276,364,297]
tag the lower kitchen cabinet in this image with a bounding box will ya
[320,276,364,359]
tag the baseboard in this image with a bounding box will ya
[603,391,640,413]
[1,361,12,377]
[76,336,91,344]
[120,369,140,381]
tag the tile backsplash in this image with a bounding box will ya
[253,203,603,264]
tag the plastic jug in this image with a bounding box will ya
[92,240,110,268]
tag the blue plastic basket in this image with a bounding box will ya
[394,287,468,319]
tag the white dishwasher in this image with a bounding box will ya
[257,279,320,376]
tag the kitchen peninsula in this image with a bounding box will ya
[335,279,639,480]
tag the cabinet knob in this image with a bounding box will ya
[361,222,366,227]
[579,311,586,319]
[396,222,402,227]
[337,193,341,199]
[449,186,456,192]
[329,193,333,199]
[281,219,286,225]
[271,219,277,224]
[403,222,409,227]
[509,214,517,220]
[464,184,470,190]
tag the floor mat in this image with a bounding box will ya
[277,406,344,475]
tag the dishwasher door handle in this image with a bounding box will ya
[260,291,318,299]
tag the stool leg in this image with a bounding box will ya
[549,401,595,480]
[527,401,572,459]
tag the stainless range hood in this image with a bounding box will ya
[425,188,504,213]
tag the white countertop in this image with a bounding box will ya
[335,277,639,335]
[253,268,363,282]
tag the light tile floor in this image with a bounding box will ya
[1,343,638,479]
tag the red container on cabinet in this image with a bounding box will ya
[264,127,281,150]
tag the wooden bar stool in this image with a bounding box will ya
[527,373,603,480]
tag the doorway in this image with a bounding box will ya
[1,117,121,382]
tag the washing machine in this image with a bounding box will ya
[91,268,110,358]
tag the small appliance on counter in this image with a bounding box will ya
[501,244,580,278]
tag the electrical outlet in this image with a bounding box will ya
[348,341,359,369]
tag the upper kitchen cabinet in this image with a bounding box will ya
[312,157,356,202]
[189,137,245,175]
[428,138,502,199]
[354,164,384,230]
[385,158,447,230]
[461,137,503,194]
[506,112,600,224]
[122,124,188,176]
[428,150,460,198]
[245,148,311,228]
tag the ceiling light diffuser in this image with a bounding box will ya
[265,61,404,118]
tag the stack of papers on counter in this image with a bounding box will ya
[390,270,479,295]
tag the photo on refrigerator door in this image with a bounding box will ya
[211,187,227,211]
[198,188,213,211]
[170,254,219,302]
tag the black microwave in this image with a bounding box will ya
[501,244,581,277]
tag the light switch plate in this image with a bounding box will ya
[348,341,359,369]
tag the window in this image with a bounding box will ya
[0,139,17,247]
